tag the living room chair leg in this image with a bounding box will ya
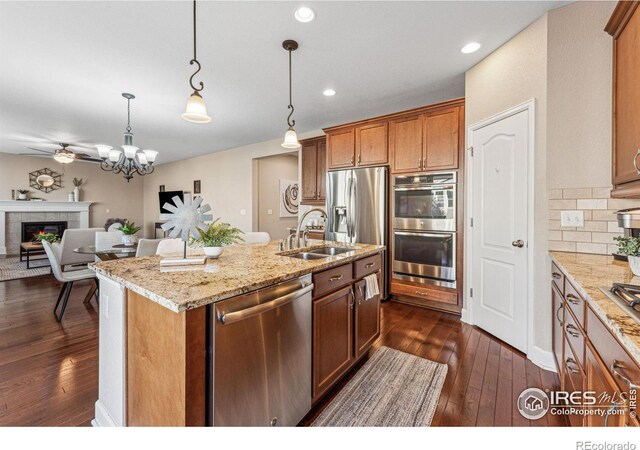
[53,282,69,313]
[55,281,74,322]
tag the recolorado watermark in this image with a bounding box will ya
[576,443,637,450]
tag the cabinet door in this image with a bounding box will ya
[551,285,565,381]
[585,345,627,427]
[313,286,355,401]
[316,139,327,202]
[424,107,459,170]
[327,128,355,169]
[613,7,640,186]
[356,122,388,166]
[354,276,381,359]
[301,142,318,202]
[389,114,424,173]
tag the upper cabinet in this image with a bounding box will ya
[607,2,640,197]
[325,99,464,174]
[300,136,327,205]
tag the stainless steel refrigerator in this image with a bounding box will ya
[326,166,388,299]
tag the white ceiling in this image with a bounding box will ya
[0,1,568,164]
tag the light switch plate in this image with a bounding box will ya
[561,210,584,227]
[240,209,247,216]
[267,209,273,215]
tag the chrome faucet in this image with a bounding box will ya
[295,207,327,249]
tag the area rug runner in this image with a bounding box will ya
[0,256,50,281]
[312,346,448,427]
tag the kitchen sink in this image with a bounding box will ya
[306,246,354,256]
[285,252,329,260]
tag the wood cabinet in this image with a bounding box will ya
[389,114,424,173]
[585,345,626,427]
[312,255,382,402]
[327,128,355,169]
[551,285,564,381]
[355,122,388,166]
[300,136,327,205]
[606,2,640,197]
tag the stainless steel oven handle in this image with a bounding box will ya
[393,185,455,192]
[218,282,314,324]
[394,230,454,238]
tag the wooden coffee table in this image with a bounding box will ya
[20,242,49,269]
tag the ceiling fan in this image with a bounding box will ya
[20,142,102,164]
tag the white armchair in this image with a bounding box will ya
[136,238,162,257]
[241,232,271,244]
[51,228,104,269]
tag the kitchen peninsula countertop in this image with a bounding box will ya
[90,240,384,313]
[550,251,640,363]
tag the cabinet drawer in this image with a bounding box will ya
[354,253,382,279]
[313,263,353,298]
[587,306,640,395]
[563,335,585,428]
[564,280,585,330]
[564,306,585,370]
[551,263,564,294]
[390,281,457,305]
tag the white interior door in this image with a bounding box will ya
[470,109,529,352]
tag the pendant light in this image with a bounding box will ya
[281,40,301,149]
[182,0,211,123]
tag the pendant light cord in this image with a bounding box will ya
[188,0,204,92]
[126,98,131,133]
[287,48,295,128]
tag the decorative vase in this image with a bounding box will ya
[122,235,138,247]
[17,193,26,200]
[629,256,640,276]
[74,187,80,202]
[68,192,75,202]
[203,247,223,259]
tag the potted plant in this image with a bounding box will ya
[116,221,142,246]
[614,236,640,276]
[17,189,29,200]
[193,219,244,258]
[34,232,59,244]
[72,178,83,202]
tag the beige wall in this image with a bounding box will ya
[465,14,550,356]
[141,130,323,237]
[0,152,144,227]
[254,153,299,240]
[547,1,615,189]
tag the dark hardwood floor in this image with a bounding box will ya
[0,274,564,427]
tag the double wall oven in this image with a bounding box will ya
[392,172,457,288]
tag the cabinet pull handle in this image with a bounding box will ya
[365,262,376,268]
[566,293,580,305]
[565,323,580,338]
[357,154,361,164]
[351,155,354,165]
[552,272,562,280]
[415,291,429,297]
[564,357,579,374]
[418,157,422,169]
[349,288,355,310]
[603,396,627,427]
[556,304,564,325]
[612,360,640,389]
[329,274,343,282]
[634,148,640,175]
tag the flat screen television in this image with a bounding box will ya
[159,191,184,214]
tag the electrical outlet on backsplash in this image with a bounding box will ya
[548,187,640,255]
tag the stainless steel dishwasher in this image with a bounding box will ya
[209,274,313,426]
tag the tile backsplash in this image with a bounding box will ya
[549,187,640,255]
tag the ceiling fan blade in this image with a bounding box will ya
[27,147,54,154]
[20,153,51,156]
[76,154,102,162]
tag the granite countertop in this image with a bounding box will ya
[90,240,384,313]
[550,251,640,363]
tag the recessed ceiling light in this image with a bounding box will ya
[323,89,336,97]
[294,6,315,23]
[461,42,481,54]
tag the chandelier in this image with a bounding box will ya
[281,40,300,149]
[95,93,158,182]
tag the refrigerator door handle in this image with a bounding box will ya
[345,175,352,240]
[350,175,357,242]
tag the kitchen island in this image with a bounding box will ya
[90,240,384,427]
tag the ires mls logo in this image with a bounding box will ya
[517,388,550,420]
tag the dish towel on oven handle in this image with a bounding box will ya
[364,273,380,300]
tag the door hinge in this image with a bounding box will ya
[468,146,474,157]
[470,218,474,227]
[470,288,473,298]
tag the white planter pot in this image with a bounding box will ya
[203,247,223,259]
[629,256,640,276]
[17,193,27,200]
[74,187,80,202]
[122,235,138,247]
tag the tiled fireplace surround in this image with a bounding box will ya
[549,187,640,255]
[0,201,92,256]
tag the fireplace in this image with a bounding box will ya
[21,221,68,243]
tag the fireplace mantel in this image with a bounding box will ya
[0,201,93,255]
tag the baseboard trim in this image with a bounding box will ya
[527,345,556,373]
[93,400,120,427]
[460,307,471,324]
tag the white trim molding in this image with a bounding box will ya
[0,201,93,255]
[462,99,550,370]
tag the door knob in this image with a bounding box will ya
[512,240,525,248]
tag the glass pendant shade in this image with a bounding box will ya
[281,127,301,149]
[137,153,148,165]
[122,145,139,159]
[96,144,113,159]
[142,149,158,163]
[108,149,123,162]
[53,152,74,164]
[182,91,212,123]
